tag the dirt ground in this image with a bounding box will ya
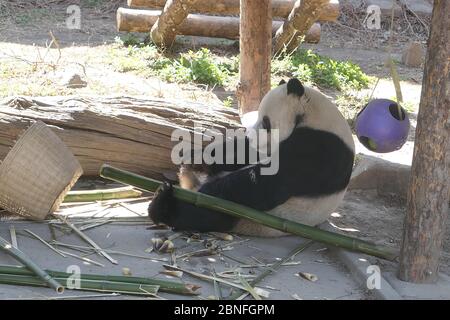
[1,0,448,290]
[0,0,426,107]
[330,189,450,276]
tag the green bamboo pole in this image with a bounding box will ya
[0,265,199,295]
[64,187,142,203]
[0,273,159,296]
[99,164,398,261]
[0,236,64,293]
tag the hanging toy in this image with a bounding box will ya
[355,99,410,153]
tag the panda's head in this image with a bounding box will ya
[253,78,310,152]
[253,77,355,155]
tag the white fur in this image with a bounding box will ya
[231,191,346,237]
[255,84,355,153]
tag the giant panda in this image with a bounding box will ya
[148,78,355,237]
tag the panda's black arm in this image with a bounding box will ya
[149,164,291,233]
[207,134,265,174]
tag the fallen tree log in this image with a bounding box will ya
[127,0,340,22]
[0,96,241,178]
[117,8,321,43]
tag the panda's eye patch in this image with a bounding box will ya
[262,116,271,131]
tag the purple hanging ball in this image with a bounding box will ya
[355,99,410,153]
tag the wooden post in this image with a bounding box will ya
[398,0,450,283]
[150,0,197,48]
[273,0,328,55]
[238,0,272,116]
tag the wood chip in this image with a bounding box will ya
[122,267,132,276]
[297,272,318,282]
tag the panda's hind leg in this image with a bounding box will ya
[148,180,238,232]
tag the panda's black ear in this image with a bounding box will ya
[278,79,286,86]
[287,78,304,97]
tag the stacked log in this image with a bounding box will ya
[127,0,340,22]
[117,8,322,43]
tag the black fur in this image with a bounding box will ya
[287,78,305,97]
[148,127,354,232]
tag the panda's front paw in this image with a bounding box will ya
[148,181,174,225]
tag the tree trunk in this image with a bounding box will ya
[398,0,450,283]
[117,8,321,43]
[127,0,340,22]
[150,0,198,48]
[273,0,328,55]
[238,0,272,116]
[0,96,241,179]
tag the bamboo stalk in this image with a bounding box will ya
[0,273,159,296]
[0,236,64,293]
[58,250,106,267]
[229,240,312,300]
[24,229,67,258]
[100,165,398,261]
[61,219,118,265]
[64,187,142,203]
[9,226,18,249]
[0,265,200,295]
[51,241,169,262]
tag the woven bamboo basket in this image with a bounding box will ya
[0,121,83,220]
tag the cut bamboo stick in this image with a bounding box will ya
[0,273,159,296]
[0,265,200,295]
[64,187,142,203]
[0,236,64,293]
[100,165,398,261]
[117,8,321,43]
[24,229,67,258]
[9,226,18,249]
[127,0,340,21]
[61,219,118,265]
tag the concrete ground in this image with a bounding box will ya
[0,201,368,300]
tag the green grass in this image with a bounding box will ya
[272,49,373,91]
[335,91,371,128]
[158,48,238,86]
[107,38,239,87]
[107,38,372,93]
[13,8,54,25]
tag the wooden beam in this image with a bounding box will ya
[117,8,321,43]
[273,0,329,55]
[238,0,272,115]
[398,0,450,283]
[127,0,340,22]
[150,0,198,48]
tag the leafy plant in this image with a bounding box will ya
[223,96,234,108]
[165,48,236,86]
[273,49,372,90]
